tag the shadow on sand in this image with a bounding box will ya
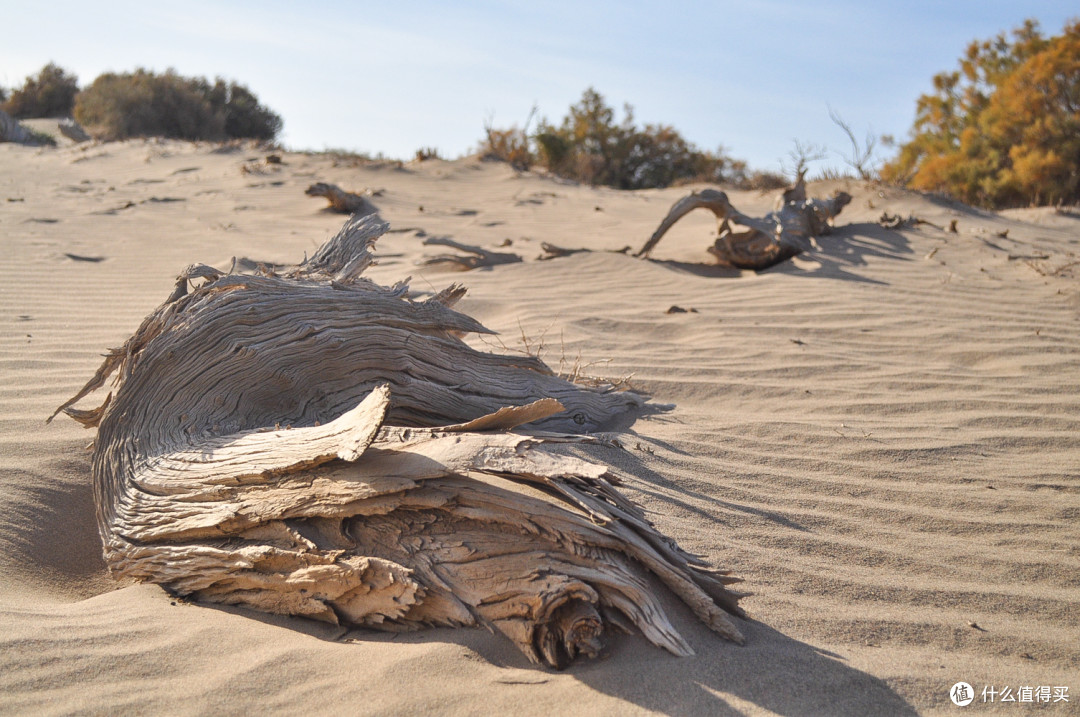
[186,414,915,715]
[644,221,914,286]
[229,598,915,715]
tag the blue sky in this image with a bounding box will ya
[3,1,1077,173]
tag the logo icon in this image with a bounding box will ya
[951,682,975,706]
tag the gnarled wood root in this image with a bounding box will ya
[54,215,745,668]
[636,178,851,270]
[305,182,376,215]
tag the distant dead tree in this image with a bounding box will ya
[785,139,828,184]
[828,106,879,181]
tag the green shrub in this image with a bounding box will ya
[207,79,282,141]
[3,63,79,118]
[28,130,58,147]
[74,68,282,142]
[483,88,766,190]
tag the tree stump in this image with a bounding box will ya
[54,215,745,668]
[636,178,852,270]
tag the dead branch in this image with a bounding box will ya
[636,177,851,270]
[878,212,905,229]
[829,106,878,181]
[305,182,376,215]
[54,215,744,668]
[421,236,522,269]
[879,212,955,233]
[539,243,631,260]
[784,139,827,187]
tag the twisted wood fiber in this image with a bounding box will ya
[56,215,744,668]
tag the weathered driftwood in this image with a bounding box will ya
[58,119,91,143]
[305,182,376,215]
[0,109,34,144]
[539,242,632,261]
[54,215,745,668]
[636,178,852,270]
[421,236,522,269]
[879,211,958,234]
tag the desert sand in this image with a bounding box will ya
[1,131,1077,715]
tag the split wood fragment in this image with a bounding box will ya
[55,215,745,668]
[636,177,852,270]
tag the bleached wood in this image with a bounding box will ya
[0,109,33,144]
[57,215,744,668]
[636,179,852,270]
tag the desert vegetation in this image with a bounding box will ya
[1,63,282,142]
[482,19,1079,211]
[8,17,1075,212]
[75,69,282,142]
[480,88,787,191]
[2,63,79,118]
[883,19,1080,208]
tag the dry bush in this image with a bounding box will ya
[414,146,441,161]
[480,89,792,192]
[480,107,536,171]
[74,69,281,142]
[532,89,758,190]
[3,63,79,118]
[740,169,791,191]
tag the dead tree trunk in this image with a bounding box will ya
[636,178,852,270]
[53,215,745,668]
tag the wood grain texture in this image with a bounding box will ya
[58,215,744,668]
[636,178,852,269]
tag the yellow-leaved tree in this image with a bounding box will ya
[883,19,1079,208]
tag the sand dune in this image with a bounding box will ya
[1,139,1077,714]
